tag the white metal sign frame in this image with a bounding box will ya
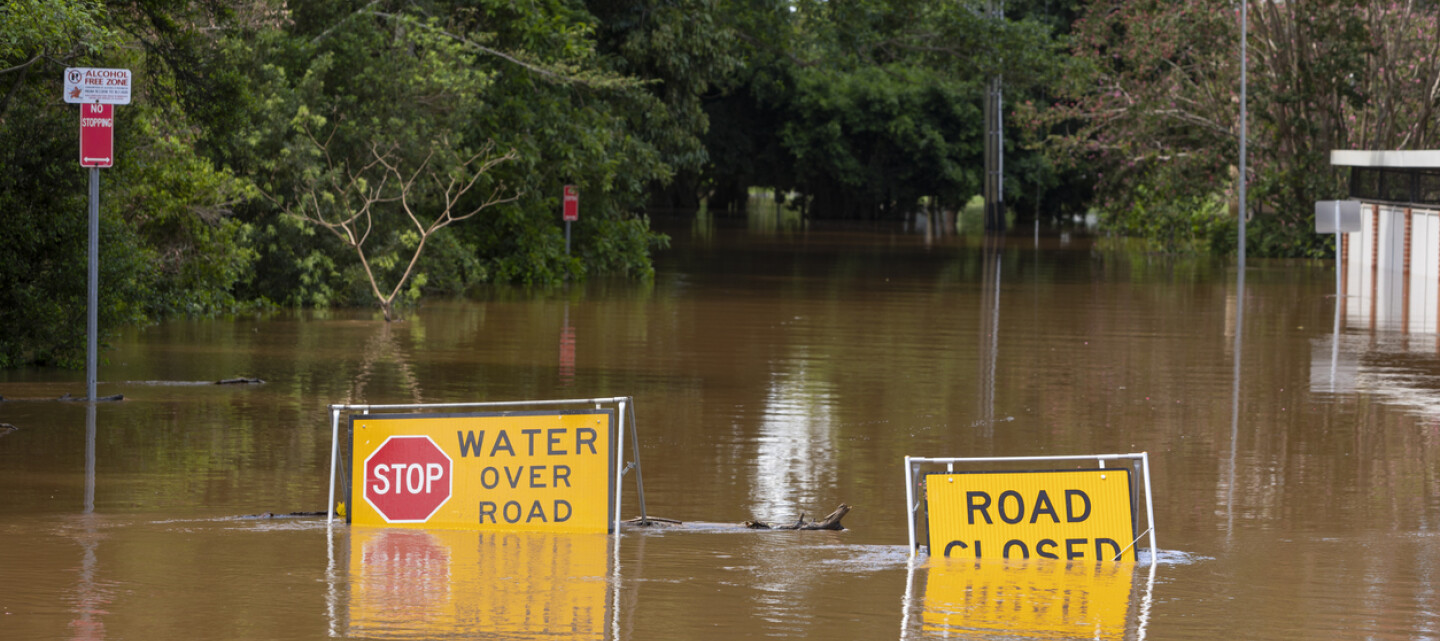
[327,396,648,538]
[904,452,1157,559]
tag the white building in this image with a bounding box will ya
[1330,150,1440,335]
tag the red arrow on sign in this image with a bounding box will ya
[363,436,453,523]
[79,103,113,168]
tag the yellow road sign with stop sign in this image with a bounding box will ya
[350,410,614,532]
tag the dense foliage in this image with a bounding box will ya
[5,0,1439,366]
[696,0,1078,219]
[1,0,685,365]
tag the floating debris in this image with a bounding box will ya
[745,504,851,531]
[624,515,684,526]
[216,377,265,385]
[57,393,124,402]
[235,511,327,520]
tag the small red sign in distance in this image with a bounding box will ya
[563,185,579,221]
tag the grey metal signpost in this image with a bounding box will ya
[66,68,131,401]
[87,168,99,401]
[1314,200,1362,300]
[1315,199,1362,393]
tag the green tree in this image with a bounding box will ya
[232,1,676,305]
[1039,0,1440,257]
[1,0,114,119]
[0,61,153,367]
[0,1,155,366]
[587,0,743,209]
[701,0,1072,220]
[1,0,702,366]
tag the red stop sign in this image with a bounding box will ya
[363,436,453,523]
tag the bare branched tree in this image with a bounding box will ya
[281,139,519,321]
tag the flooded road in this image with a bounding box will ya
[2,215,1438,639]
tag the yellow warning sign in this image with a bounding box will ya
[919,557,1135,639]
[925,469,1136,562]
[347,528,608,639]
[350,411,613,532]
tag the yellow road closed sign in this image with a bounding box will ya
[925,469,1136,562]
[350,411,613,532]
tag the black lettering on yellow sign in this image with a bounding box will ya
[455,425,601,528]
[926,469,1136,562]
[941,537,1122,560]
[479,500,574,524]
[457,429,599,458]
[477,465,573,489]
[964,489,1092,525]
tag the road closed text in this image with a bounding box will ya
[351,411,613,533]
[925,469,1137,562]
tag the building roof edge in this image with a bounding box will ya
[1331,150,1440,168]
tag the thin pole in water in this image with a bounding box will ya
[1330,203,1342,392]
[1227,0,1249,549]
[1334,203,1342,302]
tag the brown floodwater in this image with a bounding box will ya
[2,213,1438,640]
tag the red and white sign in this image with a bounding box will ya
[563,185,579,221]
[363,436,453,523]
[79,103,114,168]
[64,68,132,105]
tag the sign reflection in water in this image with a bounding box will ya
[903,557,1151,640]
[559,305,576,386]
[340,528,610,639]
[70,403,108,641]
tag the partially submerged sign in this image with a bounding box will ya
[905,453,1155,562]
[350,410,614,532]
[925,469,1137,562]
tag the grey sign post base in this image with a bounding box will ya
[1315,200,1362,395]
[1315,200,1363,301]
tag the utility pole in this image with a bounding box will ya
[1238,0,1248,271]
[983,0,1005,233]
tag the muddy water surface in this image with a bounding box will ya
[2,216,1438,639]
